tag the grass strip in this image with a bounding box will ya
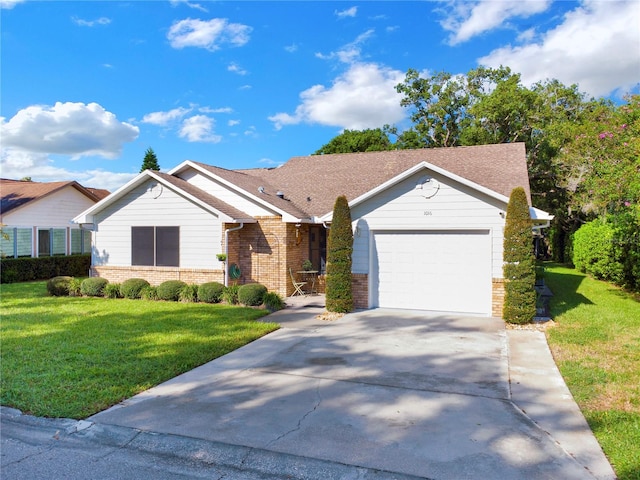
[544,264,640,480]
[1,281,278,419]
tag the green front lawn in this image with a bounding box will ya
[544,264,640,480]
[0,281,278,419]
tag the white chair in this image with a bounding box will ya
[289,268,307,296]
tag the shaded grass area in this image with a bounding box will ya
[544,264,640,480]
[0,281,278,419]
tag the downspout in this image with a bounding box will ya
[224,222,244,287]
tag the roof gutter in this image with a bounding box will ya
[224,222,244,287]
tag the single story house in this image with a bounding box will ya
[73,143,552,317]
[1,178,109,258]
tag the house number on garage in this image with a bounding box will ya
[423,211,433,216]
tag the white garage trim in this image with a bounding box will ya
[369,229,492,316]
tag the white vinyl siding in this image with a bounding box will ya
[351,170,505,279]
[93,180,222,269]
[178,170,275,217]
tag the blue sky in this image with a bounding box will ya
[1,0,639,191]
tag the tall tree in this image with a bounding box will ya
[140,147,160,172]
[314,129,393,155]
[502,187,536,324]
[326,195,354,313]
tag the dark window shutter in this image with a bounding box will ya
[156,226,179,267]
[132,227,154,266]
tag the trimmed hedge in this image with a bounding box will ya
[198,282,225,303]
[238,283,267,306]
[263,291,284,312]
[46,276,73,296]
[81,277,108,297]
[1,254,91,284]
[157,280,187,301]
[120,278,150,299]
[326,195,354,313]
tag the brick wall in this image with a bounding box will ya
[352,273,368,309]
[91,266,224,285]
[492,278,505,318]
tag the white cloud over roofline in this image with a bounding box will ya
[1,102,139,159]
[478,0,640,97]
[268,62,406,130]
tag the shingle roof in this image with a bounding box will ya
[0,179,108,216]
[188,162,311,219]
[238,143,530,218]
[154,172,255,222]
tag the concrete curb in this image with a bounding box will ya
[1,407,428,480]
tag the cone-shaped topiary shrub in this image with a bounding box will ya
[157,280,187,301]
[120,278,150,299]
[198,282,225,303]
[81,277,108,297]
[503,187,536,324]
[326,195,354,313]
[47,276,73,296]
[238,283,267,306]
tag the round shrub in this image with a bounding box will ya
[140,285,158,301]
[120,278,151,299]
[47,276,73,296]
[157,280,187,301]
[198,282,225,303]
[238,283,267,306]
[81,277,108,297]
[104,283,122,299]
[573,220,623,283]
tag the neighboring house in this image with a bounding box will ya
[0,179,109,258]
[74,143,552,317]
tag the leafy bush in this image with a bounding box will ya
[263,291,285,312]
[573,220,623,284]
[238,283,267,306]
[157,280,187,301]
[198,282,225,303]
[326,195,354,313]
[104,283,122,299]
[502,187,536,324]
[611,211,640,292]
[140,285,158,301]
[179,284,199,303]
[68,277,83,297]
[1,254,90,284]
[81,277,108,297]
[222,284,239,304]
[46,276,73,296]
[120,278,150,299]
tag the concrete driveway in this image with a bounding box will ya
[89,307,612,479]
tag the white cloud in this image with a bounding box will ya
[0,0,26,9]
[71,16,112,27]
[167,18,252,51]
[316,29,375,64]
[228,62,248,75]
[335,6,357,19]
[199,106,233,114]
[479,0,640,97]
[440,0,551,45]
[228,119,240,126]
[142,107,191,125]
[284,43,298,53]
[268,62,406,130]
[0,148,136,191]
[1,102,139,160]
[179,115,222,143]
[169,0,208,13]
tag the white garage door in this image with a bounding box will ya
[372,230,491,315]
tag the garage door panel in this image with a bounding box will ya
[372,231,491,315]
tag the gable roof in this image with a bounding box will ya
[240,143,531,218]
[73,170,255,224]
[0,178,109,216]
